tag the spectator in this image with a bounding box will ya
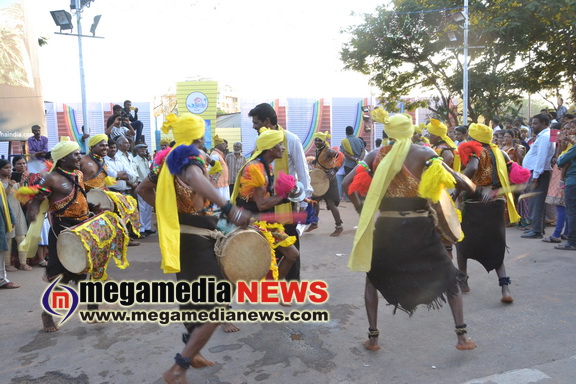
[555,127,576,250]
[454,125,469,146]
[522,113,556,239]
[0,159,29,271]
[27,125,49,173]
[556,97,568,121]
[134,143,155,236]
[375,138,382,148]
[106,114,135,143]
[492,117,502,132]
[122,100,144,144]
[340,126,364,175]
[0,176,18,289]
[159,139,170,151]
[209,135,230,204]
[225,142,246,196]
[106,104,123,129]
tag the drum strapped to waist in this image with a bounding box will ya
[87,189,141,235]
[430,190,462,244]
[310,168,329,197]
[180,224,272,285]
[57,211,130,281]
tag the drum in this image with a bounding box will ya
[86,189,115,211]
[216,228,272,285]
[87,189,141,235]
[310,168,329,197]
[432,190,462,244]
[57,211,130,281]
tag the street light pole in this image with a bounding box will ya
[462,0,469,124]
[74,0,89,147]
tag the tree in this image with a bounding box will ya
[340,0,572,124]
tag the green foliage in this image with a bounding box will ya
[341,0,576,124]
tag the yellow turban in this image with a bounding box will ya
[89,134,108,149]
[313,131,331,142]
[213,134,224,147]
[230,129,284,203]
[50,137,80,172]
[349,111,414,271]
[468,123,493,144]
[427,119,448,137]
[159,139,170,146]
[415,123,425,134]
[161,113,205,145]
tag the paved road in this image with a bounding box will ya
[1,204,575,384]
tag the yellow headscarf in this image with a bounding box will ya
[88,134,108,149]
[415,123,425,134]
[213,134,225,147]
[50,137,80,172]
[348,110,414,272]
[427,119,461,172]
[231,129,284,204]
[159,139,170,147]
[468,123,520,223]
[156,113,206,273]
[313,131,331,143]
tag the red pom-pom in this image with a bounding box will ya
[275,172,296,198]
[458,141,483,166]
[348,166,372,196]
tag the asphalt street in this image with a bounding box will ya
[1,203,575,384]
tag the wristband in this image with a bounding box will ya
[221,201,233,215]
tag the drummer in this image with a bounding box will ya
[231,128,300,280]
[343,110,476,352]
[22,138,102,333]
[306,132,344,237]
[135,113,251,384]
[80,134,119,191]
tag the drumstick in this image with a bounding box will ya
[257,212,307,223]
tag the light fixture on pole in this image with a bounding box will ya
[90,15,101,37]
[447,31,457,42]
[50,10,73,33]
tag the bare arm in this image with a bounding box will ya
[252,186,286,212]
[135,177,156,208]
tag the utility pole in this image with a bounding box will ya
[462,0,469,124]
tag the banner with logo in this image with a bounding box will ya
[176,81,217,149]
[0,0,45,141]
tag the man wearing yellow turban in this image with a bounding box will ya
[343,110,477,353]
[25,138,101,332]
[427,119,460,172]
[307,132,344,236]
[248,103,312,282]
[208,134,230,204]
[457,123,520,304]
[80,134,116,191]
[135,113,251,382]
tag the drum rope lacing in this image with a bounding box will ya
[179,225,228,258]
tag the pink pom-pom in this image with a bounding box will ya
[275,172,296,198]
[509,162,531,184]
[153,147,171,167]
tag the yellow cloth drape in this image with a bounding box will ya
[272,126,293,222]
[341,138,353,156]
[19,200,48,258]
[348,112,414,272]
[0,182,13,234]
[427,119,461,172]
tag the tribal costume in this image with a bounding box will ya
[366,145,459,314]
[312,145,340,204]
[83,153,111,191]
[457,125,519,272]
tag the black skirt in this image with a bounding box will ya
[456,199,506,272]
[368,201,460,316]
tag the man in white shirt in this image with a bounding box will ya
[134,143,154,236]
[492,117,502,132]
[521,113,556,239]
[114,136,138,193]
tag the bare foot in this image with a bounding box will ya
[220,323,240,333]
[41,312,59,333]
[330,226,343,237]
[501,286,513,303]
[162,365,188,384]
[191,353,215,368]
[456,337,477,350]
[363,338,381,351]
[459,281,470,293]
[304,223,318,232]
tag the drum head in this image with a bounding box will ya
[434,191,462,243]
[57,231,88,273]
[218,229,271,285]
[87,189,114,211]
[310,168,329,197]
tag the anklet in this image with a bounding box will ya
[368,327,379,338]
[174,353,191,369]
[498,276,511,286]
[455,324,467,335]
[181,332,190,344]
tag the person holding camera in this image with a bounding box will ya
[123,100,144,144]
[106,114,135,143]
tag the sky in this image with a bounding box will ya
[32,0,387,103]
